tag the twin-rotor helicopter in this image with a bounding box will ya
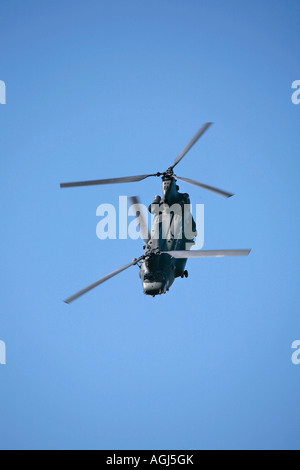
[60,122,250,303]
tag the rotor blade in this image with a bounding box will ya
[175,175,234,198]
[129,196,151,245]
[162,249,251,258]
[60,174,156,189]
[172,122,213,169]
[64,259,139,304]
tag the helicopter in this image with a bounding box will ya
[60,122,250,303]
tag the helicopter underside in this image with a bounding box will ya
[139,187,195,296]
[143,280,168,296]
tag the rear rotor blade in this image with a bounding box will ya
[129,196,151,245]
[60,174,156,189]
[175,175,234,198]
[172,122,213,169]
[162,249,251,258]
[64,258,140,304]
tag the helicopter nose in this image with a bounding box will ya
[143,281,166,296]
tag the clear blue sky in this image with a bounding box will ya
[0,0,299,450]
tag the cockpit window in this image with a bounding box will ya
[143,272,164,283]
[144,273,155,282]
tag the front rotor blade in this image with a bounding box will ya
[172,122,213,169]
[64,259,139,304]
[60,174,156,189]
[162,249,251,258]
[129,196,151,245]
[175,176,234,198]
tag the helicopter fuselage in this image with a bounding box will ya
[140,176,196,296]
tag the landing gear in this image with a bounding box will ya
[181,270,189,278]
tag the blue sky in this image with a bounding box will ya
[0,0,299,450]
